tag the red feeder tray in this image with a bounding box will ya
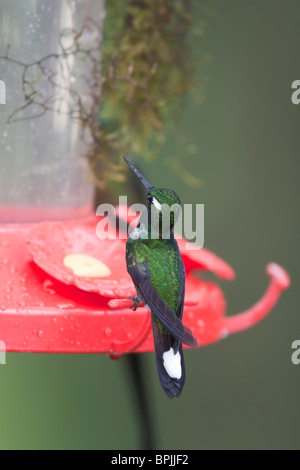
[0,214,290,356]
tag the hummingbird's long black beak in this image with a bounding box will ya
[124,157,152,191]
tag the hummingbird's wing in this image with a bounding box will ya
[127,260,198,348]
[174,239,185,322]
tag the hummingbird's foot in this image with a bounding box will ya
[127,296,144,311]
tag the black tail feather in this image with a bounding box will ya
[151,316,186,399]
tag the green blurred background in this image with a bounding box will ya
[0,0,299,449]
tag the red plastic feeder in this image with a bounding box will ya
[0,212,290,356]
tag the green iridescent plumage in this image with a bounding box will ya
[124,157,198,398]
[127,236,183,335]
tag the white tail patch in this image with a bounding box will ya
[152,197,162,211]
[163,347,182,379]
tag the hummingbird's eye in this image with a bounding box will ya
[147,195,153,203]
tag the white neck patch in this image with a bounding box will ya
[162,347,182,380]
[152,197,162,211]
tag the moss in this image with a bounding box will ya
[92,0,195,188]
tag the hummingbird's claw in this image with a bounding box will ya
[127,296,144,311]
[131,298,138,311]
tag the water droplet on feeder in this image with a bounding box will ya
[57,303,75,309]
[105,328,112,337]
[43,280,56,295]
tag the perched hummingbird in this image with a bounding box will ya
[124,157,198,398]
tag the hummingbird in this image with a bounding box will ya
[124,157,198,398]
